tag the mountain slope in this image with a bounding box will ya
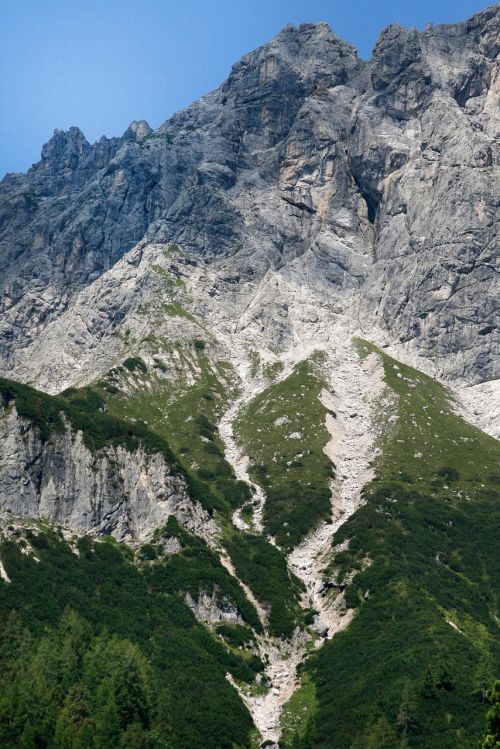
[292,342,500,748]
[0,7,499,749]
[0,6,498,392]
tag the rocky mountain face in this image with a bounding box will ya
[0,5,498,392]
[0,8,499,749]
[0,398,213,543]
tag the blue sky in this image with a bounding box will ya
[0,0,491,176]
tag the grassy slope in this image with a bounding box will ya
[235,354,334,549]
[281,675,317,747]
[291,342,500,749]
[99,348,306,637]
[101,345,251,514]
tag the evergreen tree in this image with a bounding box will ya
[58,608,93,692]
[19,719,36,749]
[480,681,500,749]
[80,721,96,749]
[436,662,454,692]
[421,665,436,699]
[54,684,94,749]
[119,722,149,748]
[358,716,399,749]
[111,645,152,730]
[95,696,121,749]
[396,681,417,739]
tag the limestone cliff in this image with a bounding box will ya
[0,7,498,391]
[0,397,215,543]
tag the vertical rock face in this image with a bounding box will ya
[0,402,215,542]
[355,8,500,380]
[0,7,498,386]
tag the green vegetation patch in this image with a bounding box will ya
[162,301,199,323]
[296,342,500,749]
[281,675,317,748]
[0,527,257,749]
[262,360,285,381]
[122,356,147,373]
[235,355,333,548]
[216,623,256,648]
[224,531,304,638]
[144,517,262,633]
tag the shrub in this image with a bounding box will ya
[123,357,148,373]
[437,466,460,483]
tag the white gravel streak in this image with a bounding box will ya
[219,340,386,746]
[219,389,267,533]
[0,557,10,583]
[228,630,310,745]
[288,348,384,639]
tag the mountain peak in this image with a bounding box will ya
[124,120,153,140]
[221,18,359,114]
[40,126,90,163]
[270,19,358,59]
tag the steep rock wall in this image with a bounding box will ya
[0,401,215,542]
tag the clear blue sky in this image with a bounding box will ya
[0,0,491,177]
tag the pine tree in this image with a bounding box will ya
[365,716,399,749]
[19,719,36,749]
[119,722,148,748]
[95,696,121,749]
[58,608,92,692]
[80,722,96,749]
[54,684,94,749]
[436,661,454,692]
[396,681,417,739]
[421,665,436,699]
[480,681,500,749]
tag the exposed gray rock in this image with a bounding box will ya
[184,591,244,625]
[0,401,217,543]
[311,616,329,637]
[0,7,498,389]
[274,416,290,426]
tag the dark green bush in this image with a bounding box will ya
[123,357,148,373]
[225,534,303,638]
[437,466,460,483]
[216,623,255,647]
[197,468,216,480]
[138,544,157,561]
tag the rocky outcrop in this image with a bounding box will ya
[0,401,216,543]
[184,591,244,625]
[356,8,500,381]
[0,7,498,390]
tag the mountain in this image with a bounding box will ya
[0,6,499,749]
